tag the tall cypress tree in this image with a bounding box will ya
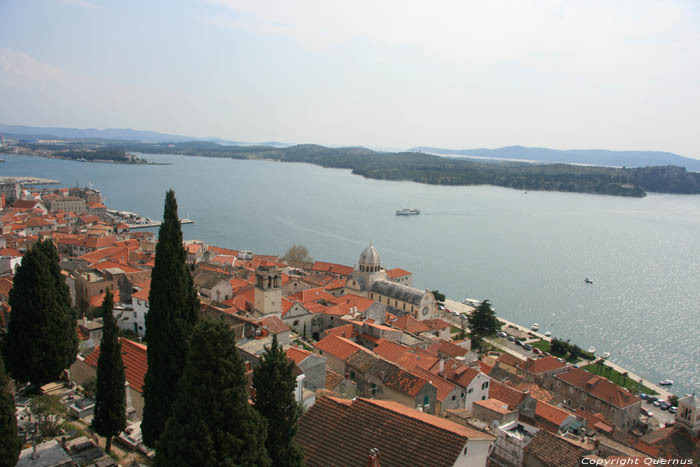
[92,290,126,454]
[0,357,20,467]
[155,320,270,467]
[142,190,199,447]
[6,239,78,386]
[253,334,305,467]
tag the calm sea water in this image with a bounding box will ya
[3,153,699,396]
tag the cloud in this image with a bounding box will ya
[0,48,67,83]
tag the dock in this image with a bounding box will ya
[127,219,194,229]
[0,176,60,185]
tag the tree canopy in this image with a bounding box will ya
[0,358,20,467]
[466,299,501,349]
[5,239,78,386]
[282,244,313,267]
[253,334,304,467]
[155,320,270,467]
[142,190,200,447]
[92,290,126,453]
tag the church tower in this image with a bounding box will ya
[254,266,281,317]
[676,393,700,436]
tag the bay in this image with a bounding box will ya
[3,152,699,396]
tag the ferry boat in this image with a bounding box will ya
[396,208,420,216]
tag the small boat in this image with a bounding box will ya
[600,352,610,359]
[659,380,674,386]
[588,346,596,354]
[396,208,420,216]
[530,323,540,331]
[584,278,593,284]
[544,331,552,337]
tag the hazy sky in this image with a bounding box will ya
[1,0,699,156]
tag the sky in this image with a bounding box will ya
[1,0,699,157]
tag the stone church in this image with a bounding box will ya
[344,243,436,320]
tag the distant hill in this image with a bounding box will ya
[0,123,290,147]
[410,145,700,172]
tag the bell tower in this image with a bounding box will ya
[254,266,281,317]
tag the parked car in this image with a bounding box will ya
[515,339,524,347]
[507,336,516,342]
[497,331,507,338]
[522,344,532,351]
[646,396,658,404]
[641,407,654,417]
[532,348,542,355]
[640,393,648,400]
[669,406,678,414]
[659,402,670,410]
[653,400,663,407]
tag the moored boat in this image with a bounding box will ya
[396,208,420,216]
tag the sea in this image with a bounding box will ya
[3,152,699,396]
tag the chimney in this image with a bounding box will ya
[367,448,381,467]
[439,359,445,375]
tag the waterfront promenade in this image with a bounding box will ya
[443,298,674,401]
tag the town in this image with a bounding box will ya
[0,179,698,466]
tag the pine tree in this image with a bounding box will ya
[466,299,501,350]
[142,190,200,447]
[253,334,305,467]
[6,239,78,386]
[0,358,20,467]
[92,290,126,453]
[155,320,270,467]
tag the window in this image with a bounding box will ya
[463,446,468,455]
[468,388,473,394]
[452,395,456,401]
[350,371,355,380]
[481,381,489,390]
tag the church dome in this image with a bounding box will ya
[359,242,381,272]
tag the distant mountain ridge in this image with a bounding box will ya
[410,145,700,172]
[0,123,290,147]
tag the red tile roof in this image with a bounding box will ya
[422,318,451,330]
[524,430,585,467]
[427,340,469,359]
[489,380,526,409]
[311,261,353,277]
[290,287,336,304]
[535,400,573,429]
[89,290,121,308]
[374,340,438,371]
[84,338,147,392]
[254,316,290,334]
[555,368,641,408]
[297,396,493,467]
[474,398,513,415]
[132,280,151,302]
[314,335,368,361]
[323,323,355,339]
[411,367,456,402]
[286,347,312,365]
[391,315,429,334]
[385,267,411,279]
[522,356,567,374]
[329,294,375,312]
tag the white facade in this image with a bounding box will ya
[464,372,491,411]
[452,438,494,467]
[115,299,147,337]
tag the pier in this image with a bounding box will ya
[0,176,60,185]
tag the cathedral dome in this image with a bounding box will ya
[359,242,381,272]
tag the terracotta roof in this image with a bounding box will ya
[524,430,585,467]
[385,267,411,279]
[522,356,567,374]
[555,368,641,408]
[478,361,494,375]
[422,318,450,330]
[89,290,121,308]
[374,340,438,371]
[428,340,469,359]
[489,380,526,409]
[93,261,142,274]
[535,400,573,429]
[286,346,312,365]
[411,367,456,402]
[290,287,336,304]
[324,278,346,290]
[314,335,368,361]
[311,261,353,276]
[513,382,554,403]
[473,398,513,415]
[0,277,13,297]
[346,351,429,397]
[323,323,355,339]
[84,338,147,392]
[498,352,525,368]
[297,396,493,467]
[254,316,290,334]
[325,369,344,391]
[329,294,375,312]
[391,315,429,334]
[132,280,151,302]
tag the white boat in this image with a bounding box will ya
[600,352,610,359]
[396,208,420,216]
[530,323,540,331]
[588,346,596,354]
[544,331,552,337]
[659,379,674,386]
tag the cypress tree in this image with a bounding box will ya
[92,290,126,453]
[253,334,305,467]
[155,320,270,467]
[6,239,78,386]
[142,190,199,447]
[0,358,20,467]
[466,299,502,350]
